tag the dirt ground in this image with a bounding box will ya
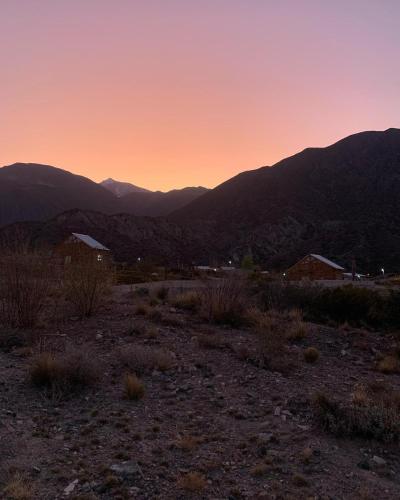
[1,285,400,499]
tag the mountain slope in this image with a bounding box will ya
[0,209,210,265]
[100,178,150,197]
[120,186,209,217]
[0,163,117,226]
[172,128,400,272]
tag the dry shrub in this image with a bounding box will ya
[303,347,319,363]
[123,374,145,400]
[153,286,169,301]
[171,291,200,311]
[119,345,174,375]
[313,382,400,441]
[30,349,99,396]
[2,473,33,500]
[64,255,114,318]
[177,472,207,492]
[175,435,202,451]
[250,464,269,477]
[286,309,307,340]
[0,252,56,328]
[249,309,289,371]
[199,278,247,325]
[135,304,149,316]
[377,355,400,374]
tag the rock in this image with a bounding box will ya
[257,432,274,444]
[110,461,142,479]
[372,455,386,466]
[64,479,78,496]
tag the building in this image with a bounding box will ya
[286,254,344,281]
[55,233,111,264]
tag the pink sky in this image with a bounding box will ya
[0,0,399,191]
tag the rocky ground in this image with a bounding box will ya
[1,284,400,499]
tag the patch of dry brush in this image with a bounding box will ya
[314,382,400,441]
[30,349,99,396]
[118,345,175,375]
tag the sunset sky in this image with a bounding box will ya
[0,0,399,191]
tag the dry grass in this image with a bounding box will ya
[123,373,145,400]
[199,278,247,325]
[171,291,200,311]
[304,347,320,363]
[134,304,150,316]
[292,473,309,487]
[0,252,56,328]
[313,382,400,441]
[377,355,400,374]
[64,255,114,318]
[119,345,174,375]
[30,349,99,396]
[2,474,33,499]
[286,309,308,340]
[177,472,207,492]
[175,435,202,451]
[249,309,290,371]
[250,464,269,477]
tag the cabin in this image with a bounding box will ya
[55,233,111,265]
[286,254,344,281]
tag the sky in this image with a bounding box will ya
[0,1,399,191]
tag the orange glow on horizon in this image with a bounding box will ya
[0,1,399,191]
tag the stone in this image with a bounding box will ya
[372,455,386,466]
[110,460,142,479]
[64,479,78,496]
[257,432,274,444]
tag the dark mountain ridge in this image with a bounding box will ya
[172,128,400,272]
[0,163,208,225]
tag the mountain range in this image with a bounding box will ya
[1,128,400,272]
[0,164,208,226]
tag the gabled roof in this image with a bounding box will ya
[71,233,110,251]
[310,254,344,270]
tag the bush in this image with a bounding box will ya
[119,345,174,375]
[154,286,169,301]
[2,473,33,500]
[313,382,400,441]
[30,349,99,396]
[249,309,290,371]
[0,252,56,328]
[171,291,200,311]
[304,347,319,363]
[377,355,400,374]
[199,278,247,326]
[261,281,400,329]
[63,255,114,318]
[177,472,207,492]
[123,374,145,400]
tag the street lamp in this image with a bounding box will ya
[381,267,385,277]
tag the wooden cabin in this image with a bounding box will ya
[286,254,344,281]
[55,233,111,265]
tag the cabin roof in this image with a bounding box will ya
[309,254,344,270]
[71,233,110,251]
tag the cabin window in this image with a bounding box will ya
[97,254,103,262]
